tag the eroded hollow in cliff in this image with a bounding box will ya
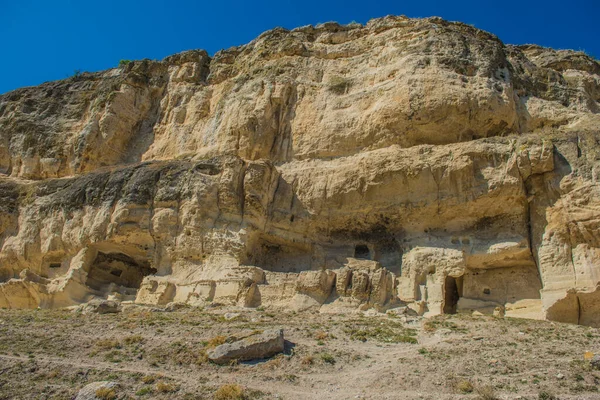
[354,244,371,260]
[443,275,463,314]
[243,233,314,272]
[462,266,542,305]
[86,252,156,292]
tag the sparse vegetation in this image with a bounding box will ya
[123,334,144,345]
[118,59,132,67]
[155,381,177,393]
[0,308,595,399]
[314,330,328,340]
[104,349,125,363]
[135,386,153,396]
[475,384,499,400]
[345,319,418,344]
[214,384,245,400]
[454,379,474,393]
[320,353,336,364]
[95,387,117,400]
[301,355,314,365]
[538,390,558,400]
[146,340,207,366]
[208,335,227,348]
[141,374,157,384]
[423,317,468,333]
[94,338,121,350]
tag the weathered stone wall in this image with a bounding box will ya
[0,16,599,326]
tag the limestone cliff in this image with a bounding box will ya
[0,16,599,326]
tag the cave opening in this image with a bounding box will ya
[243,233,314,272]
[86,252,156,292]
[354,244,371,260]
[443,275,463,314]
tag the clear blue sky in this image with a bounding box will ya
[1,0,598,94]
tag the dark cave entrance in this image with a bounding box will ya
[443,275,463,314]
[86,252,156,292]
[354,244,371,260]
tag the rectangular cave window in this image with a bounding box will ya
[354,244,371,260]
[49,263,62,269]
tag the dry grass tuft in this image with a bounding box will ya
[207,335,227,348]
[263,355,283,369]
[301,355,314,365]
[123,335,144,345]
[214,383,245,400]
[314,330,328,340]
[156,381,177,393]
[141,374,156,384]
[475,384,499,400]
[197,348,209,364]
[94,338,121,350]
[95,387,116,400]
[454,379,474,393]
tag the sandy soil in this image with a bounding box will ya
[0,305,599,400]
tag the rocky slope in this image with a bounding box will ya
[0,15,599,326]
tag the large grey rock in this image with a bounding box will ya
[208,329,284,364]
[75,381,118,400]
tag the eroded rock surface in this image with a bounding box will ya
[208,328,285,364]
[0,16,599,326]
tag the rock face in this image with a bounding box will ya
[0,16,599,326]
[208,328,285,364]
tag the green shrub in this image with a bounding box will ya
[320,353,336,364]
[135,386,153,396]
[538,391,558,400]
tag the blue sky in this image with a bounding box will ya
[1,0,598,94]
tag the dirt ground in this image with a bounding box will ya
[0,305,599,400]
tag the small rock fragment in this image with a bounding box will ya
[224,312,240,320]
[164,302,188,312]
[591,355,600,370]
[79,300,121,314]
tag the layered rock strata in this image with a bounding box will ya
[0,16,599,325]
